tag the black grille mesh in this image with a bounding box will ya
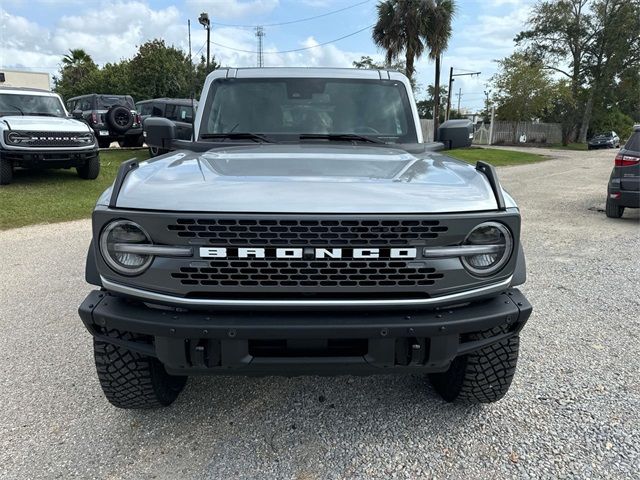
[171,259,444,288]
[168,218,448,246]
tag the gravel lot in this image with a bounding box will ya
[1,147,638,479]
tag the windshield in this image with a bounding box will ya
[0,93,66,117]
[199,78,417,143]
[595,132,612,138]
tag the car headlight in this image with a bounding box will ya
[461,222,513,276]
[99,220,153,275]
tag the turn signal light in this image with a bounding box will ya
[615,153,640,167]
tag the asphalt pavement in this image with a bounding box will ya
[0,147,638,479]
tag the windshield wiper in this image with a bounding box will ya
[200,132,275,143]
[4,104,24,115]
[299,133,386,144]
[27,112,59,117]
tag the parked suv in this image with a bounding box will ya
[588,131,620,150]
[606,125,640,218]
[80,68,531,409]
[67,94,142,149]
[0,87,98,185]
[137,98,197,156]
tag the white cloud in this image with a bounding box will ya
[185,0,279,20]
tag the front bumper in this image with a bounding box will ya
[79,288,532,376]
[1,147,98,168]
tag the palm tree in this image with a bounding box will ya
[424,0,456,139]
[62,49,93,68]
[372,0,430,83]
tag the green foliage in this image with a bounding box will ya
[352,55,416,90]
[53,40,220,103]
[589,108,634,140]
[416,84,448,119]
[447,147,547,166]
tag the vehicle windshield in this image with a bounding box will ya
[199,77,417,143]
[97,95,134,110]
[0,93,66,117]
[594,132,612,138]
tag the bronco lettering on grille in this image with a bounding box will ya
[199,247,418,259]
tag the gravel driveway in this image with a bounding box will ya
[0,147,638,479]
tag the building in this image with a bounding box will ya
[0,69,50,90]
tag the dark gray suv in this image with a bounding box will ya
[606,125,640,218]
[67,94,143,149]
[136,98,196,156]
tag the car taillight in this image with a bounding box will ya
[91,112,98,124]
[135,114,141,125]
[615,153,640,167]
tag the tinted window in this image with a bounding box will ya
[97,95,134,109]
[200,78,416,143]
[624,132,640,152]
[79,98,92,111]
[138,103,153,116]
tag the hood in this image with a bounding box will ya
[109,144,506,214]
[1,115,91,133]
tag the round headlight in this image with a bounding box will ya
[99,220,153,275]
[461,222,513,276]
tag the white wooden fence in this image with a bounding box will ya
[473,121,562,145]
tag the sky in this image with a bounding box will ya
[0,0,536,112]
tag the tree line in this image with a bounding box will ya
[53,40,219,103]
[492,0,639,143]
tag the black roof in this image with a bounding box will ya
[136,97,197,106]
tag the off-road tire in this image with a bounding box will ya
[98,138,112,149]
[0,157,13,185]
[76,156,100,180]
[106,106,133,134]
[429,325,520,403]
[149,145,169,157]
[605,198,624,218]
[94,329,187,409]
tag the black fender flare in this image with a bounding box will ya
[511,243,527,286]
[85,239,102,287]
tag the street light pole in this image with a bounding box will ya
[198,12,211,68]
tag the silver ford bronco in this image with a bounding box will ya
[79,68,531,409]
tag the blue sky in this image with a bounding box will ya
[0,0,535,111]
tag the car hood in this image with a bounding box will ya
[1,115,91,133]
[107,144,511,213]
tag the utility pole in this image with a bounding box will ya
[198,12,211,68]
[256,26,265,67]
[445,68,481,121]
[456,87,462,115]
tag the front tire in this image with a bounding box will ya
[605,198,624,218]
[76,156,100,180]
[429,325,520,403]
[0,157,13,185]
[94,329,187,409]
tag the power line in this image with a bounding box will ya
[211,0,370,28]
[210,24,373,55]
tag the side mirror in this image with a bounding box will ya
[144,117,176,150]
[437,119,474,149]
[71,109,83,119]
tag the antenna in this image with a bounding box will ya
[255,26,265,67]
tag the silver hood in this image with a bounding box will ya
[0,115,91,133]
[107,144,511,214]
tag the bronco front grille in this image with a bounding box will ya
[4,131,94,148]
[171,259,444,289]
[167,218,448,246]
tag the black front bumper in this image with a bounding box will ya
[79,289,532,376]
[2,147,98,168]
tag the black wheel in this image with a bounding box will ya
[98,138,112,149]
[149,146,169,157]
[94,329,187,409]
[605,198,624,218]
[76,156,100,180]
[0,157,13,185]
[429,325,520,403]
[106,106,133,134]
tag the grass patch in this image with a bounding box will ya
[550,142,588,151]
[0,149,149,230]
[447,147,547,166]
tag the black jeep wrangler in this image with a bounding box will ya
[67,94,143,149]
